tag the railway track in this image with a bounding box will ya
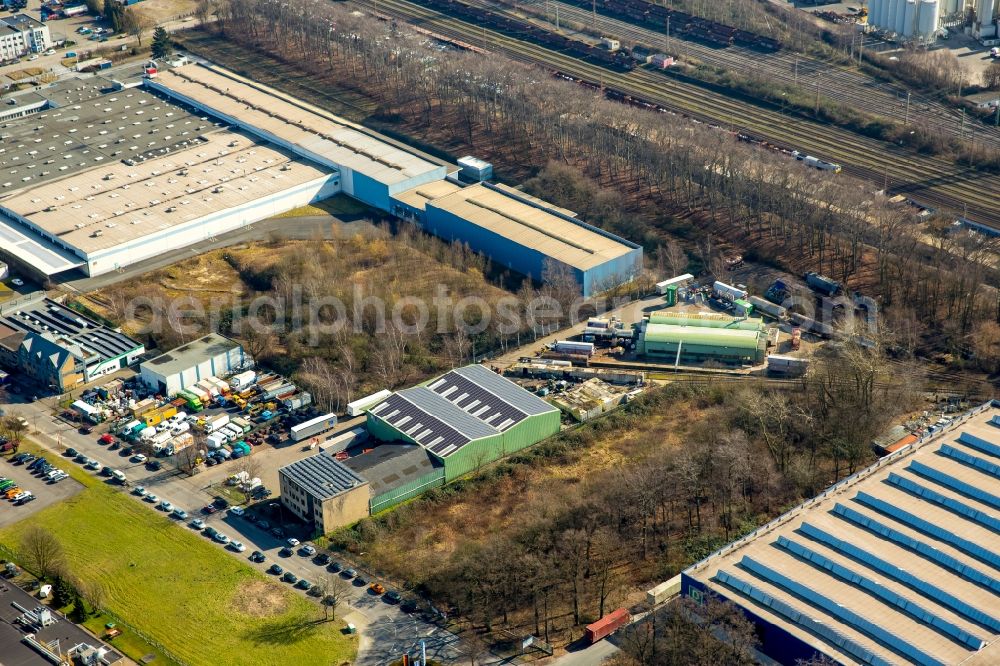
[353,0,1000,228]
[515,0,1000,150]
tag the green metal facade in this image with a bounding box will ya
[367,409,561,483]
[369,468,445,514]
[638,323,765,364]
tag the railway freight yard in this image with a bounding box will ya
[0,0,999,662]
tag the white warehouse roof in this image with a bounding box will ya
[151,65,444,188]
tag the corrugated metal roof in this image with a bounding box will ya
[642,323,762,350]
[685,404,1000,666]
[279,454,367,501]
[427,183,634,271]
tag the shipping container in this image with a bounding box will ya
[553,340,595,356]
[319,426,369,454]
[712,280,748,302]
[290,413,338,442]
[346,389,393,417]
[585,608,631,643]
[733,299,754,317]
[804,271,842,296]
[748,296,787,320]
[655,273,693,294]
[131,398,157,417]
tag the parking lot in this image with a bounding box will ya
[1,383,462,664]
[0,451,83,529]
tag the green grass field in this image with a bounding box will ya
[0,445,356,666]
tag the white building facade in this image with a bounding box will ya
[0,15,50,60]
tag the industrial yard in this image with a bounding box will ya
[0,0,998,661]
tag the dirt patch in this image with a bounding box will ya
[229,579,290,618]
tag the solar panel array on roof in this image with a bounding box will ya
[427,370,528,432]
[452,364,555,416]
[279,454,366,501]
[0,298,141,364]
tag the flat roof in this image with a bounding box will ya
[341,443,442,496]
[0,214,84,274]
[427,183,635,272]
[1,131,331,254]
[152,65,444,187]
[141,333,240,377]
[36,78,115,107]
[392,179,463,210]
[0,297,141,363]
[279,454,367,501]
[0,86,210,193]
[685,403,1000,666]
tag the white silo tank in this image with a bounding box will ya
[918,0,939,36]
[903,0,918,35]
[887,0,900,30]
[893,0,907,32]
[944,0,959,14]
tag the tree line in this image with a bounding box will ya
[204,0,1000,365]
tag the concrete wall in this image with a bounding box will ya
[319,483,370,534]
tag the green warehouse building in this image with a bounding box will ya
[366,364,561,482]
[637,312,767,365]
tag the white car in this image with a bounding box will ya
[229,540,246,552]
[12,491,31,502]
[27,54,37,61]
[132,453,147,463]
[10,278,23,286]
[44,49,55,55]
[229,506,244,517]
[286,537,300,547]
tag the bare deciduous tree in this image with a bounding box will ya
[19,526,66,580]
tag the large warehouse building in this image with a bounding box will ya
[636,312,767,365]
[139,333,248,396]
[366,364,561,482]
[682,402,1000,665]
[0,63,641,295]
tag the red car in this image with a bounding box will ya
[99,434,115,445]
[201,505,218,515]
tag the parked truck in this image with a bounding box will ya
[229,370,256,390]
[230,416,252,435]
[804,272,842,297]
[712,280,748,302]
[203,413,230,434]
[176,390,203,412]
[166,433,194,456]
[282,392,312,410]
[290,413,338,442]
[187,386,211,404]
[585,608,631,643]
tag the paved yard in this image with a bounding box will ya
[0,454,83,530]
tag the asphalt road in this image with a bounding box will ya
[1,388,460,664]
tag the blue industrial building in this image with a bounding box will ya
[680,401,1000,665]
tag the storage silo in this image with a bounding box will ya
[870,0,884,26]
[892,0,906,32]
[943,0,959,15]
[918,0,939,36]
[879,0,893,26]
[903,0,918,35]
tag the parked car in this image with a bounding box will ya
[300,545,315,556]
[279,547,293,557]
[256,519,270,530]
[314,553,331,566]
[229,540,246,552]
[131,453,147,463]
[287,538,300,547]
[146,460,162,471]
[384,591,401,604]
[190,518,205,530]
[133,486,146,496]
[85,459,100,470]
[100,466,113,477]
[74,453,88,463]
[121,446,134,457]
[158,500,173,512]
[15,494,36,506]
[171,508,189,520]
[213,532,230,544]
[144,494,158,503]
[64,448,78,458]
[295,579,312,590]
[268,564,283,575]
[10,453,30,464]
[229,506,245,517]
[201,504,218,515]
[212,497,229,510]
[271,527,285,538]
[204,526,218,538]
[249,551,266,563]
[400,599,418,613]
[99,434,115,445]
[78,425,93,435]
[282,571,298,584]
[16,454,36,465]
[327,561,342,573]
[342,568,357,579]
[49,471,68,483]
